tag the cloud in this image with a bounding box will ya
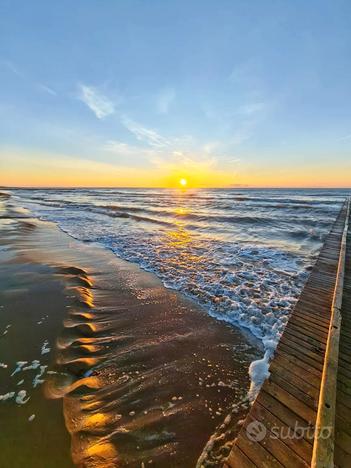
[157,87,176,114]
[103,139,154,159]
[38,84,57,96]
[104,140,134,153]
[78,84,115,119]
[115,116,241,174]
[121,116,170,148]
[0,59,23,77]
[1,60,58,98]
[151,151,217,174]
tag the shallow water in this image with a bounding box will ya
[10,188,350,349]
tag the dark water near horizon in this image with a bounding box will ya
[10,188,350,351]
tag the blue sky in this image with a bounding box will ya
[0,0,351,186]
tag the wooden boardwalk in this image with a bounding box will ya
[226,200,351,468]
[335,208,351,468]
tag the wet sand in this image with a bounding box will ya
[0,194,259,467]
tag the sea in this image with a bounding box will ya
[11,188,350,354]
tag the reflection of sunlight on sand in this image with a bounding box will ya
[85,440,118,466]
[80,344,102,353]
[69,310,95,320]
[45,375,101,399]
[64,389,119,467]
[72,286,94,308]
[57,356,100,368]
[45,265,121,466]
[63,319,99,334]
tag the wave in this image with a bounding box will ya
[15,196,335,232]
[12,190,346,347]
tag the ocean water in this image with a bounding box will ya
[11,188,349,351]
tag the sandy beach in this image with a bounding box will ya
[0,193,259,467]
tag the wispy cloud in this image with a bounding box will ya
[1,59,59,98]
[103,139,154,159]
[78,84,115,119]
[121,116,170,148]
[0,59,23,77]
[151,151,217,172]
[38,84,57,96]
[157,87,176,114]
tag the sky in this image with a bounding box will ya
[0,0,351,188]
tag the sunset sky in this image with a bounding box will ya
[0,0,351,188]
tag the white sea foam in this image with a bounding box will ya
[33,365,47,388]
[16,390,30,405]
[23,360,40,371]
[11,361,28,376]
[0,392,15,401]
[248,351,271,401]
[41,340,51,355]
[1,324,11,336]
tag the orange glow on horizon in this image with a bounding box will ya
[1,149,350,189]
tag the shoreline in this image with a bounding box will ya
[0,195,258,467]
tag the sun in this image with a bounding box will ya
[179,178,187,187]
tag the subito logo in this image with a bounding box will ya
[246,420,267,441]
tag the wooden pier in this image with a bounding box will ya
[226,199,351,468]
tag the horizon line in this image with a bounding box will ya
[1,185,351,190]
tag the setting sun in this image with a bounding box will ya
[179,178,187,187]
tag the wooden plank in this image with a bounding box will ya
[279,334,325,361]
[258,389,313,444]
[272,353,321,390]
[257,390,314,444]
[250,401,313,462]
[226,444,257,468]
[236,431,284,468]
[283,328,326,351]
[275,349,321,378]
[277,342,324,372]
[262,379,317,424]
[283,321,328,347]
[242,415,309,468]
[269,360,319,399]
[288,314,329,336]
